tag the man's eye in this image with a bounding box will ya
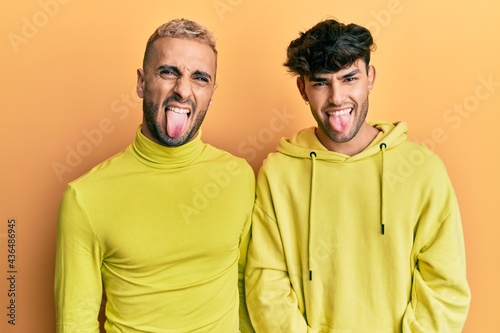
[345,77,357,82]
[194,76,209,83]
[160,70,176,76]
[313,82,327,87]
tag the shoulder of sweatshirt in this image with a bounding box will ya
[397,140,452,179]
[254,149,310,196]
[394,140,459,210]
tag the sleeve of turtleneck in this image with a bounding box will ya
[55,185,103,333]
[238,209,255,333]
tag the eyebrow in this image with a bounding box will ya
[310,68,362,82]
[309,75,328,82]
[157,65,212,81]
[340,68,361,79]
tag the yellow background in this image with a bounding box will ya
[1,0,499,331]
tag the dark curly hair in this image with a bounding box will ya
[284,19,376,76]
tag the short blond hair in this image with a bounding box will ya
[143,18,217,68]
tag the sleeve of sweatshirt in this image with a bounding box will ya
[245,202,308,333]
[54,185,103,333]
[402,194,471,332]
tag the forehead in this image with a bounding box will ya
[149,37,216,75]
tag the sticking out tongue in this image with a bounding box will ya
[330,111,351,132]
[166,110,188,138]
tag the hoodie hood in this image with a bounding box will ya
[275,121,409,280]
[277,121,408,161]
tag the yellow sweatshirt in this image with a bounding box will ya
[55,127,255,332]
[245,121,470,332]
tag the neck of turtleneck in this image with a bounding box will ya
[131,127,205,169]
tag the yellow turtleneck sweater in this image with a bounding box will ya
[55,127,255,332]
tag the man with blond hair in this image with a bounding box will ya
[55,19,254,332]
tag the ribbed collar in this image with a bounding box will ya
[131,126,205,169]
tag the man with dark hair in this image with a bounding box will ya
[55,19,255,332]
[245,19,470,332]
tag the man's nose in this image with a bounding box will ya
[173,76,193,101]
[328,84,345,106]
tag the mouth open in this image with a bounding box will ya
[165,106,190,138]
[328,108,352,132]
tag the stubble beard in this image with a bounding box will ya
[143,97,207,147]
[320,98,370,144]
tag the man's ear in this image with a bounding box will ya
[136,68,145,98]
[367,65,376,92]
[208,83,218,109]
[296,76,308,103]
